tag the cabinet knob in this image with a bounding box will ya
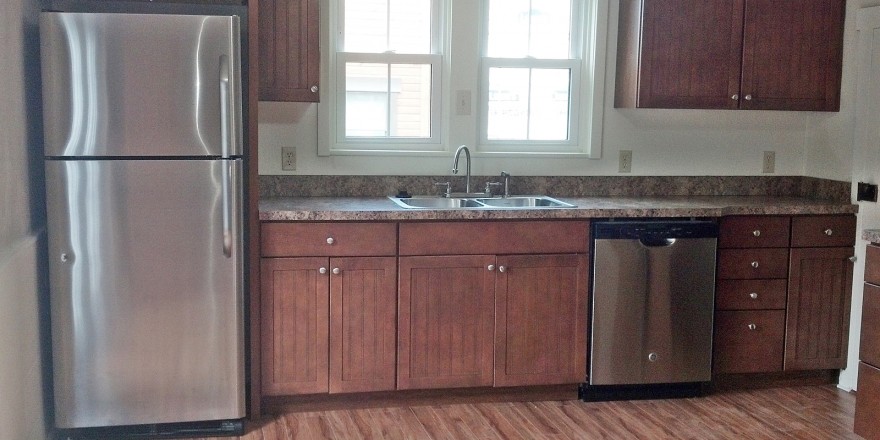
[751,261,760,268]
[744,94,753,101]
[326,237,335,245]
[849,256,858,263]
[319,267,327,274]
[499,266,506,273]
[824,228,833,236]
[332,267,341,275]
[487,264,495,271]
[752,230,761,237]
[747,323,757,331]
[310,85,319,93]
[731,94,739,101]
[60,253,70,263]
[749,292,758,300]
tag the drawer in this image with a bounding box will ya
[261,222,397,257]
[399,221,589,256]
[855,362,880,440]
[714,310,785,374]
[862,283,880,367]
[790,215,856,248]
[717,249,789,279]
[719,216,790,249]
[867,245,880,286]
[716,279,787,310]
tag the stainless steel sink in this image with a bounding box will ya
[388,195,575,209]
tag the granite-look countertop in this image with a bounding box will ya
[863,229,880,243]
[260,196,857,221]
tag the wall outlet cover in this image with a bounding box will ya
[282,147,296,171]
[619,150,632,173]
[762,151,775,174]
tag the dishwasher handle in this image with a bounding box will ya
[639,237,677,247]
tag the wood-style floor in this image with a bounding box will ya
[204,386,858,440]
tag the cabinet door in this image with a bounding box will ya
[261,257,330,395]
[785,247,854,370]
[329,257,397,393]
[397,255,496,390]
[740,0,844,111]
[620,0,744,108]
[494,254,588,386]
[258,0,320,101]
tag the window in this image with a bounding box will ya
[333,0,441,149]
[321,0,607,157]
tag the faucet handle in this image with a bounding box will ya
[484,181,502,195]
[434,181,452,197]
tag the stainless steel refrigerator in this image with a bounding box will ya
[41,11,246,434]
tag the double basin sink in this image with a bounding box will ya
[389,195,576,209]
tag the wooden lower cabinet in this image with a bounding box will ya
[855,362,880,440]
[784,247,854,370]
[494,254,589,387]
[714,310,786,374]
[397,255,496,390]
[261,256,397,396]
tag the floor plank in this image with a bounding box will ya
[198,386,859,440]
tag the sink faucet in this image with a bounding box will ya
[500,171,511,197]
[452,145,471,193]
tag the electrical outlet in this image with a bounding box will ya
[619,150,633,173]
[762,151,775,174]
[455,90,471,116]
[281,147,296,171]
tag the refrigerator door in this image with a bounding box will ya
[41,12,242,158]
[46,159,244,428]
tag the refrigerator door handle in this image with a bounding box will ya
[221,160,234,258]
[219,54,233,159]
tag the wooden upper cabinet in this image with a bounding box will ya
[615,0,844,111]
[258,0,320,102]
[740,0,844,111]
[494,254,589,387]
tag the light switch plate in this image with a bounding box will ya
[455,90,471,116]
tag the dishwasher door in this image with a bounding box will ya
[590,221,717,386]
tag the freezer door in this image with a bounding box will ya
[46,159,244,428]
[41,12,242,158]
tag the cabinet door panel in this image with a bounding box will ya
[261,257,330,395]
[714,310,785,374]
[259,0,320,101]
[329,257,397,393]
[855,362,880,440]
[861,284,880,367]
[741,0,844,111]
[494,254,588,386]
[785,247,854,370]
[635,0,744,108]
[398,255,496,390]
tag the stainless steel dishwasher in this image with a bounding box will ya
[582,220,718,401]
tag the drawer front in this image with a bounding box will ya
[855,362,880,440]
[261,222,397,257]
[399,221,589,256]
[790,215,856,248]
[716,279,787,311]
[719,216,790,249]
[714,310,785,374]
[866,245,880,286]
[717,249,789,279]
[862,283,880,367]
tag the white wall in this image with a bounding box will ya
[0,0,49,437]
[259,1,859,178]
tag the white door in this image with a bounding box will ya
[841,6,880,391]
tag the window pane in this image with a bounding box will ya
[345,63,432,138]
[487,67,570,141]
[389,64,432,137]
[487,68,529,140]
[346,63,389,137]
[529,69,570,141]
[486,0,572,59]
[345,0,431,53]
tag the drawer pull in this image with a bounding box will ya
[825,228,833,236]
[332,267,341,275]
[749,292,758,299]
[849,256,858,263]
[488,264,495,271]
[319,267,327,274]
[499,265,507,273]
[747,323,757,331]
[752,230,761,237]
[750,261,759,268]
[326,237,335,245]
